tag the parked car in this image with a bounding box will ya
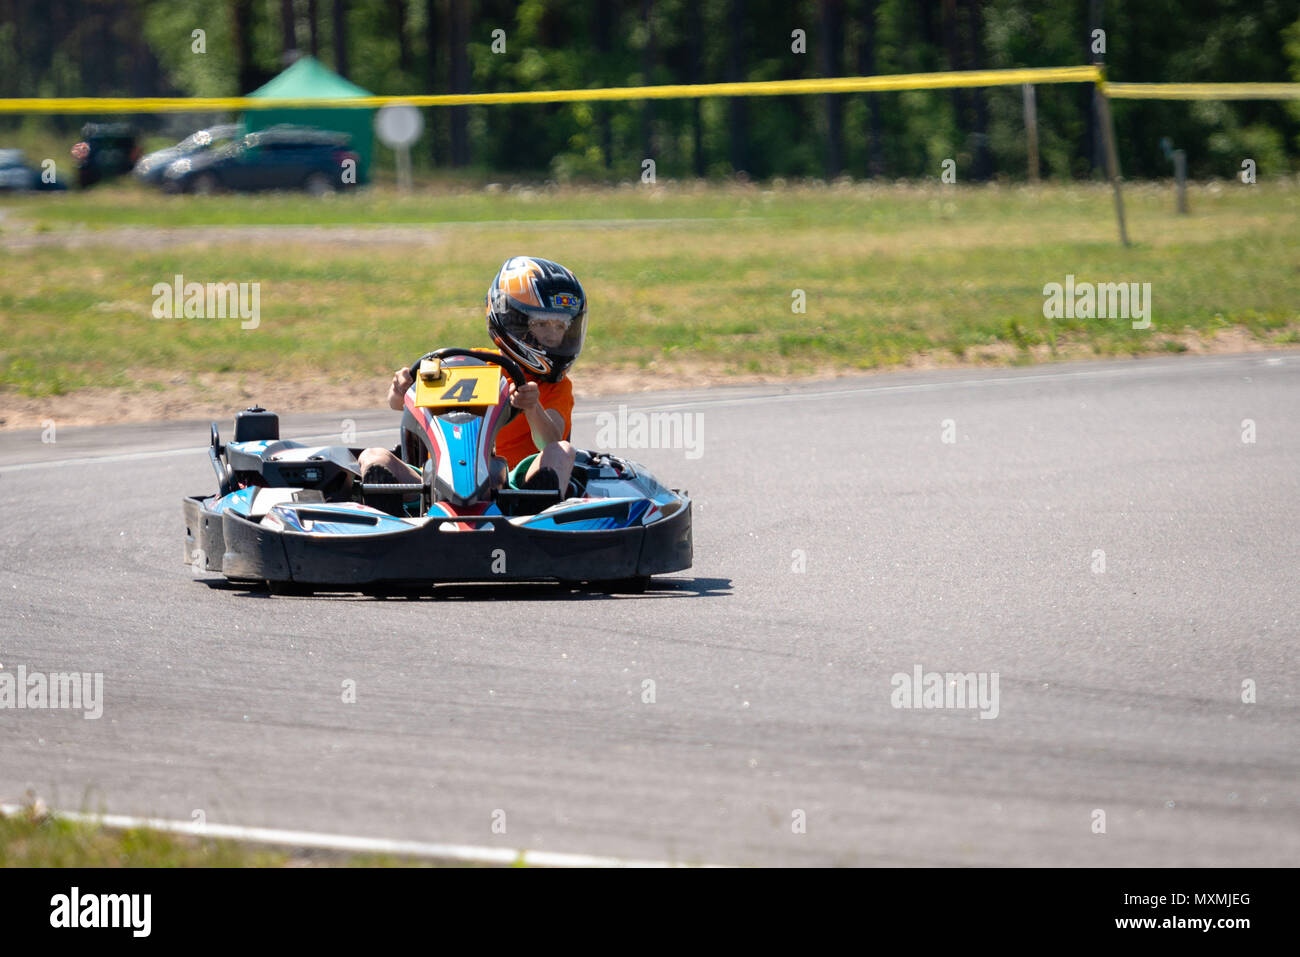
[71,122,140,187]
[162,125,357,195]
[0,149,68,191]
[134,125,240,185]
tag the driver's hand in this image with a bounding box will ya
[510,380,541,412]
[387,366,413,410]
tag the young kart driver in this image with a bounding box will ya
[357,256,587,511]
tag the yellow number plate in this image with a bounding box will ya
[414,362,502,408]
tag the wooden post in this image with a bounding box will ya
[1093,77,1130,247]
[1022,83,1039,183]
[1173,149,1188,214]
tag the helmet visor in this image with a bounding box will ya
[501,306,586,359]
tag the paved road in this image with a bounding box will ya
[2,352,1297,865]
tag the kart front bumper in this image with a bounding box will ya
[183,496,692,586]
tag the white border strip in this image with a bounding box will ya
[0,428,392,473]
[572,355,1271,415]
[0,803,705,868]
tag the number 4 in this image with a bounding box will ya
[441,378,477,402]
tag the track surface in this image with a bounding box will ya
[2,353,1297,866]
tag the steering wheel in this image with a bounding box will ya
[405,348,528,432]
[397,349,527,474]
[407,348,527,389]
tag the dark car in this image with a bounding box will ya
[162,125,358,195]
[134,125,240,186]
[71,122,140,188]
[0,149,68,192]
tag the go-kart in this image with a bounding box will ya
[182,348,692,592]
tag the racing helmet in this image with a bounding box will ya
[485,256,587,382]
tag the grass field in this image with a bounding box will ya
[1,179,1296,419]
[0,806,292,867]
[0,806,468,867]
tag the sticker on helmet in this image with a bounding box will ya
[551,293,580,309]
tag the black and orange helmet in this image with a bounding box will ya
[485,256,587,382]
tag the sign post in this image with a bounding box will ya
[374,103,424,192]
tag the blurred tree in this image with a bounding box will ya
[449,0,468,165]
[280,0,298,62]
[596,0,615,169]
[235,0,258,92]
[686,0,704,175]
[822,0,845,178]
[856,0,885,176]
[333,0,349,77]
[390,0,410,73]
[727,0,749,173]
[307,0,320,57]
[641,0,656,162]
[423,0,438,163]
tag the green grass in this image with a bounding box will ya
[1,179,1297,400]
[0,808,476,867]
[0,809,290,867]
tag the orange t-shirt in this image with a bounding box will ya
[494,374,574,468]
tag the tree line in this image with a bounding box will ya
[1,0,1298,180]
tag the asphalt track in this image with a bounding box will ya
[1,352,1297,866]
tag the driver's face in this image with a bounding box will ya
[528,317,568,348]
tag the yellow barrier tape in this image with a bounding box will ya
[0,65,1102,114]
[1104,82,1300,100]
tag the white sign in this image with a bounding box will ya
[375,104,423,148]
[375,104,423,192]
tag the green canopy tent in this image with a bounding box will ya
[244,56,374,184]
